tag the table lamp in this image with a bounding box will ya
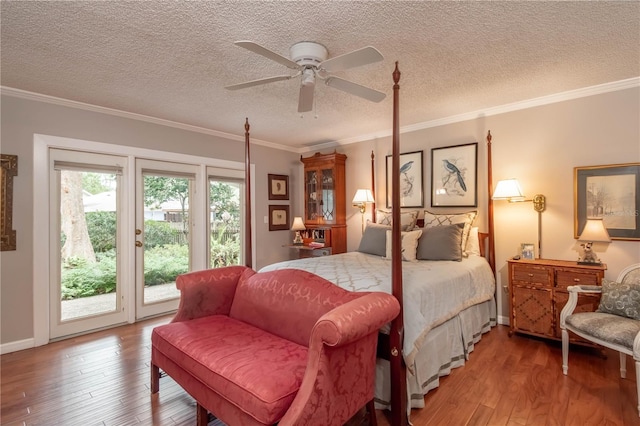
[291,216,306,245]
[577,218,611,265]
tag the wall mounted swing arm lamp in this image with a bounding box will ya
[352,189,375,233]
[492,178,546,258]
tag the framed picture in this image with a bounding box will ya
[268,205,289,231]
[431,142,478,207]
[520,243,535,260]
[574,163,640,240]
[268,174,289,200]
[385,150,423,208]
[1,154,17,251]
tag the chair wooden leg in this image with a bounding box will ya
[150,363,160,394]
[196,402,208,426]
[561,329,569,375]
[619,352,627,378]
[367,399,378,426]
[636,359,640,417]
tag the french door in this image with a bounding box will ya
[48,153,212,337]
[49,150,129,339]
[135,159,204,319]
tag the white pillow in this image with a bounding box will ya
[376,209,419,231]
[384,229,422,262]
[423,210,477,255]
[465,227,481,256]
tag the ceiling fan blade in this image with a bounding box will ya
[325,77,386,102]
[320,46,384,72]
[298,83,315,113]
[235,41,300,70]
[225,75,293,90]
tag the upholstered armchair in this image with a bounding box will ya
[560,263,640,417]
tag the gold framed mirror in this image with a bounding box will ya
[1,154,17,251]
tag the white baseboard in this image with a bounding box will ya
[497,315,510,326]
[1,338,35,355]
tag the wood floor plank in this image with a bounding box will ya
[2,318,638,426]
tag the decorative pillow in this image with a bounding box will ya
[384,229,423,262]
[465,227,481,256]
[422,210,477,255]
[596,278,640,320]
[416,223,464,261]
[376,209,419,231]
[357,222,391,257]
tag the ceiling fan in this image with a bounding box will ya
[225,41,386,113]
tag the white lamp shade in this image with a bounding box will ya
[291,216,306,231]
[352,189,375,204]
[579,218,611,242]
[492,179,525,201]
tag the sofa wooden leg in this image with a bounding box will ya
[367,399,378,426]
[150,363,160,394]
[196,403,208,426]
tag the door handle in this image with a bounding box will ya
[135,241,143,247]
[135,229,142,235]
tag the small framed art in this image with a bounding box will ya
[268,174,289,200]
[520,243,535,260]
[385,150,424,208]
[431,142,478,207]
[268,205,289,231]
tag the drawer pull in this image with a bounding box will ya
[574,278,580,282]
[528,273,534,277]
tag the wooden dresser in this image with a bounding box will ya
[507,258,606,344]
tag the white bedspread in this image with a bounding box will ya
[259,252,495,366]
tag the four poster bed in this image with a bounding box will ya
[244,63,497,425]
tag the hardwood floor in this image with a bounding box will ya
[1,317,637,425]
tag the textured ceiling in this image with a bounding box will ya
[1,1,639,150]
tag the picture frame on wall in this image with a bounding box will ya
[268,174,289,200]
[574,163,640,240]
[385,150,423,208]
[268,205,289,231]
[431,142,478,207]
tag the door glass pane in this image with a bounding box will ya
[60,170,118,321]
[209,179,241,268]
[321,168,334,221]
[306,170,318,221]
[142,174,190,304]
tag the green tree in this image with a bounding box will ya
[144,176,190,231]
[82,172,113,194]
[209,181,240,224]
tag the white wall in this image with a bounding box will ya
[342,86,640,323]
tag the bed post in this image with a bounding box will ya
[486,130,496,274]
[244,118,253,269]
[371,150,376,223]
[390,61,409,426]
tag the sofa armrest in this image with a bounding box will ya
[172,265,253,323]
[560,285,603,329]
[311,292,400,348]
[280,292,400,425]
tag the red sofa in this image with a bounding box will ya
[151,265,400,426]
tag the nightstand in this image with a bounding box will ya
[287,245,332,259]
[507,258,606,344]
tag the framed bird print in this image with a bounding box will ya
[431,142,477,207]
[386,150,423,208]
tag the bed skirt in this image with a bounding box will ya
[374,297,497,410]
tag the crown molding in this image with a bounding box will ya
[0,86,300,153]
[4,77,638,154]
[327,76,640,148]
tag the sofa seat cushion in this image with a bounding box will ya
[566,312,640,350]
[152,315,308,424]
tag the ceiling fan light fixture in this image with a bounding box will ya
[301,68,315,87]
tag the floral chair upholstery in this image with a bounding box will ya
[560,263,640,417]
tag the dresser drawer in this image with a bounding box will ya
[511,264,553,287]
[556,269,599,289]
